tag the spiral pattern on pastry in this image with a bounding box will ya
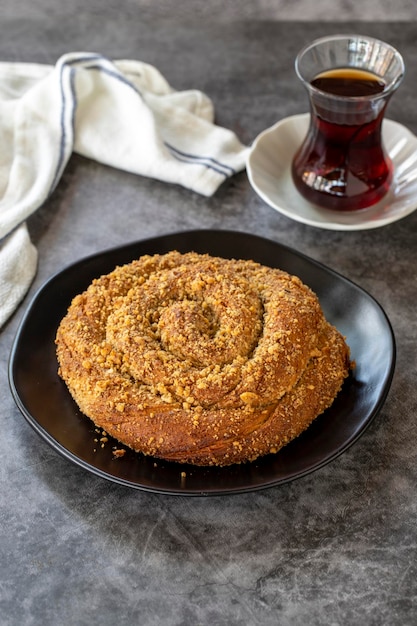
[55,251,350,466]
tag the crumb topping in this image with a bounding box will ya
[55,250,351,466]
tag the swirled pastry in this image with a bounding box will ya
[55,251,350,466]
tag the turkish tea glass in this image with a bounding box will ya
[291,34,405,211]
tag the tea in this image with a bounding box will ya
[292,67,393,211]
[311,67,386,97]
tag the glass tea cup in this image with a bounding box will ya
[291,34,405,211]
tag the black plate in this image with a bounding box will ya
[9,230,396,495]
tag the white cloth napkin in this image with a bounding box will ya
[0,52,248,329]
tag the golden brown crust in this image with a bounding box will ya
[55,251,350,466]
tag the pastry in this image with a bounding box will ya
[55,250,351,466]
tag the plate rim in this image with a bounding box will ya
[8,229,396,496]
[247,113,417,231]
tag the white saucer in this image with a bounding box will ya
[247,113,417,230]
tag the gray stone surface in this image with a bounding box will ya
[1,4,417,626]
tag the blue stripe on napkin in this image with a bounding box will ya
[164,142,236,177]
[49,64,76,195]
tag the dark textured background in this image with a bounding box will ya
[1,4,417,625]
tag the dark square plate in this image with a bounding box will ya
[8,230,396,495]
